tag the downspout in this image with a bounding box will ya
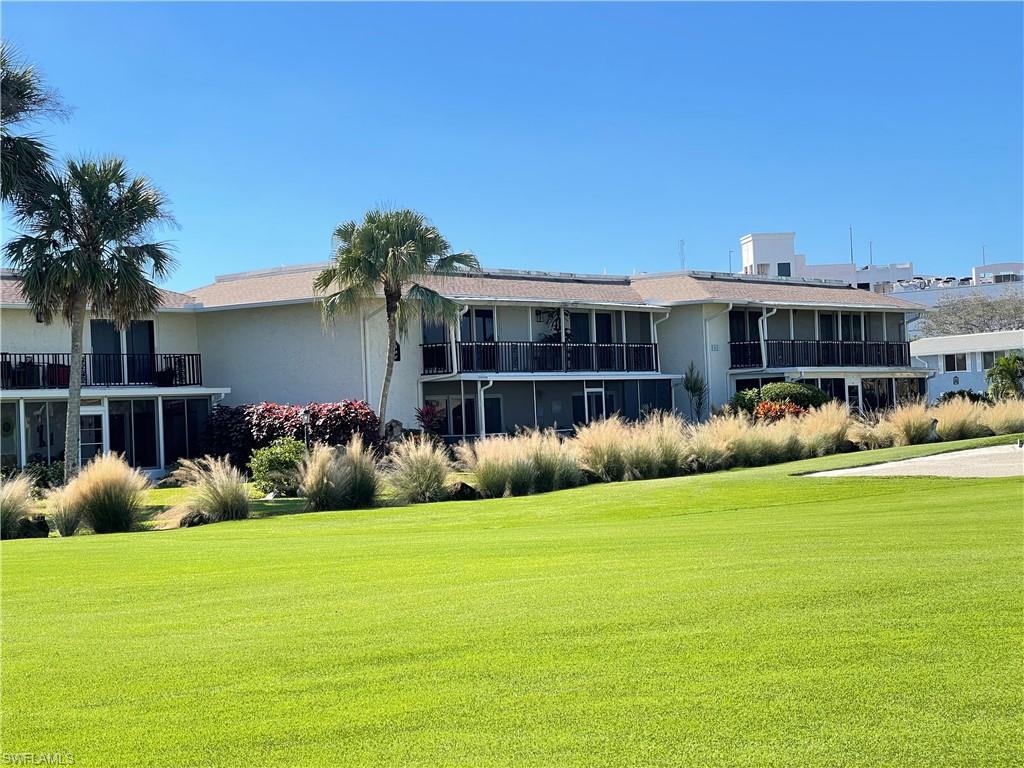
[652,311,671,372]
[361,303,386,402]
[701,302,733,419]
[756,306,778,373]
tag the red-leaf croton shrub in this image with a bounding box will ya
[202,401,380,469]
[753,400,807,422]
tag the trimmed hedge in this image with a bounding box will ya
[758,382,830,409]
[730,382,829,413]
[248,437,306,496]
[203,400,380,469]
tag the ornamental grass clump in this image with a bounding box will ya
[747,419,804,466]
[574,416,630,482]
[172,455,251,522]
[385,436,453,504]
[68,453,149,533]
[849,418,896,451]
[298,436,379,511]
[931,397,991,441]
[456,435,534,498]
[882,402,935,446]
[46,485,82,537]
[521,430,582,493]
[687,414,750,472]
[0,475,34,539]
[798,401,852,457]
[981,398,1024,435]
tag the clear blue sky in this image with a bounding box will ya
[4,1,1022,292]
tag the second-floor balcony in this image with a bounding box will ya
[1,353,203,390]
[422,341,659,375]
[730,339,911,369]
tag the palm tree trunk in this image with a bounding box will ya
[377,299,399,438]
[63,295,87,481]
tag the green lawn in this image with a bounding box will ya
[2,437,1021,767]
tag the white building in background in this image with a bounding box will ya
[740,232,914,293]
[910,330,1024,402]
[891,261,1023,306]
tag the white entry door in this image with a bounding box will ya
[80,405,106,465]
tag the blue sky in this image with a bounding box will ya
[3,2,1022,292]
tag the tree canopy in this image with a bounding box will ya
[917,290,1024,337]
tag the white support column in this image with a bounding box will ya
[814,310,820,341]
[493,304,500,340]
[838,312,843,342]
[477,380,484,437]
[620,311,627,344]
[789,309,795,340]
[649,313,655,343]
[527,306,533,342]
[589,309,595,343]
[157,395,165,469]
[532,380,538,428]
[882,312,888,342]
[100,397,110,456]
[860,311,865,342]
[17,399,26,468]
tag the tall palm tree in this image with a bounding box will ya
[4,157,176,479]
[314,209,479,436]
[1,42,67,203]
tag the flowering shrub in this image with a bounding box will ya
[415,402,447,434]
[203,400,380,469]
[753,400,806,422]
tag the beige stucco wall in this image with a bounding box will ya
[195,300,421,428]
[1,307,198,354]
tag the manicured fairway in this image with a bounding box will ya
[2,437,1022,767]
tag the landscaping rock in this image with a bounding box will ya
[16,515,50,538]
[179,509,212,528]
[448,481,480,501]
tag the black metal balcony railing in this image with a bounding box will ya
[421,341,659,375]
[0,353,203,389]
[729,340,911,369]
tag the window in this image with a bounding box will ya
[594,313,614,344]
[109,399,158,468]
[24,401,67,464]
[162,397,210,465]
[982,350,1008,369]
[944,353,968,372]
[728,309,762,343]
[756,264,769,276]
[776,262,791,277]
[1,402,20,471]
[818,313,836,341]
[857,282,871,291]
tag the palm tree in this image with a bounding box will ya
[4,157,176,479]
[314,209,479,436]
[1,42,67,202]
[986,352,1024,400]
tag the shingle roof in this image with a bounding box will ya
[187,264,648,308]
[186,264,925,311]
[0,273,199,310]
[631,271,927,310]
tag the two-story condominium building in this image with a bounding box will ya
[1,262,927,472]
[0,271,230,474]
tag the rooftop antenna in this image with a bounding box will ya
[869,240,874,266]
[982,244,987,265]
[728,249,734,273]
[848,226,855,266]
[678,239,686,270]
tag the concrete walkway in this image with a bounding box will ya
[810,444,1024,479]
